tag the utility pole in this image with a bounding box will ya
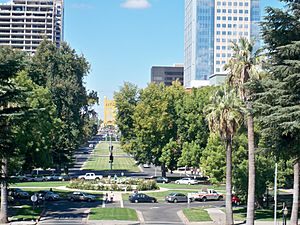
[274,163,278,225]
[109,132,113,170]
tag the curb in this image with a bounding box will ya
[136,210,145,225]
[177,210,189,225]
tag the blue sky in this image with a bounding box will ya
[64,0,283,118]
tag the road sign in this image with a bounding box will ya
[31,195,37,202]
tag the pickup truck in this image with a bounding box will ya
[78,173,103,181]
[190,189,223,202]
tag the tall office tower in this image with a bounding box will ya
[151,64,184,86]
[0,0,64,53]
[184,0,260,87]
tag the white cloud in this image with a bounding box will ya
[121,0,151,9]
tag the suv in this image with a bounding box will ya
[8,188,29,199]
[68,192,96,202]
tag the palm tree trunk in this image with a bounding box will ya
[225,139,233,225]
[246,112,255,225]
[290,161,299,225]
[0,158,8,223]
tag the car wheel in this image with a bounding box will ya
[163,181,165,184]
[135,199,138,203]
[151,199,156,203]
[95,178,100,181]
[48,197,53,201]
[70,197,74,202]
[218,196,223,201]
[188,182,191,185]
[173,198,178,203]
[202,197,207,202]
[87,198,92,202]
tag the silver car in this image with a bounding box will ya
[165,192,188,203]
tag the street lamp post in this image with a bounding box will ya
[282,204,288,225]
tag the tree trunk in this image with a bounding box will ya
[246,112,255,225]
[0,158,8,223]
[290,161,299,225]
[161,164,166,177]
[225,139,233,225]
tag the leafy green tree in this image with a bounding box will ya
[260,1,300,223]
[114,82,139,151]
[225,37,263,225]
[177,141,202,169]
[29,41,93,171]
[0,47,28,223]
[205,86,244,225]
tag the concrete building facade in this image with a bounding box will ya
[184,0,260,87]
[151,64,184,86]
[0,0,63,53]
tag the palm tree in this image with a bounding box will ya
[224,37,263,225]
[205,86,244,225]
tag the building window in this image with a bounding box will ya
[216,61,220,64]
[245,17,249,21]
[228,24,232,28]
[239,17,243,21]
[228,9,232,13]
[216,46,220,50]
[217,24,221,28]
[244,32,248,35]
[217,9,221,13]
[222,2,226,6]
[227,53,231,57]
[233,9,237,14]
[239,2,243,6]
[228,31,232,35]
[217,16,221,20]
[245,10,249,14]
[222,46,226,50]
[217,1,221,6]
[228,16,232,20]
[222,16,226,20]
[216,53,220,57]
[222,31,226,35]
[222,61,226,64]
[234,2,237,6]
[222,24,226,28]
[239,10,243,13]
[216,31,220,35]
[228,2,232,6]
[222,38,226,42]
[245,2,249,6]
[222,53,226,57]
[233,17,237,21]
[222,9,226,13]
[216,38,220,42]
[216,68,221,72]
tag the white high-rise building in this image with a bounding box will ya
[0,0,64,53]
[184,0,260,87]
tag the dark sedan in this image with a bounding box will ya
[129,193,157,203]
[156,177,169,183]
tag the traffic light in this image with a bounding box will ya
[109,153,114,163]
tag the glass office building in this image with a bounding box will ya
[184,0,260,87]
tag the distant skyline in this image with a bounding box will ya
[5,0,281,118]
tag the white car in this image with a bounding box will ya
[175,178,198,185]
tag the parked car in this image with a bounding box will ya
[44,174,61,181]
[28,175,46,182]
[155,177,169,183]
[165,192,188,203]
[37,190,60,201]
[175,178,198,185]
[129,193,157,203]
[142,164,150,168]
[190,189,223,202]
[232,195,241,206]
[8,188,29,199]
[68,192,96,202]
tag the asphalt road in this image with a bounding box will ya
[38,200,102,225]
[123,200,225,225]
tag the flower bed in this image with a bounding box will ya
[67,178,158,191]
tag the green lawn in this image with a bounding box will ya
[11,181,68,188]
[158,183,225,192]
[10,205,43,221]
[83,141,139,172]
[89,208,138,221]
[123,190,194,202]
[229,207,292,221]
[183,207,212,222]
[94,142,127,156]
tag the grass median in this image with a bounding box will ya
[183,207,212,222]
[89,208,138,221]
[83,141,139,172]
[11,181,69,188]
